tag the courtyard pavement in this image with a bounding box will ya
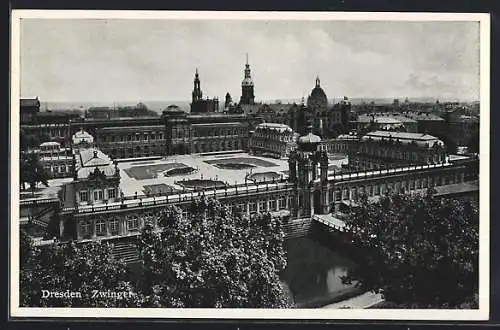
[117,152,348,196]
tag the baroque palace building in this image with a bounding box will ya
[20,124,479,245]
[20,59,262,159]
[352,131,447,171]
[249,123,298,159]
[19,59,479,252]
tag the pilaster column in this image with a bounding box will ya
[76,220,82,241]
[321,187,329,214]
[309,191,314,216]
[91,219,96,239]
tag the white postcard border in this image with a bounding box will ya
[9,10,491,320]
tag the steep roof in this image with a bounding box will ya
[75,148,117,180]
[78,149,112,168]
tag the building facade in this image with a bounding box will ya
[22,125,477,245]
[324,133,359,158]
[95,125,167,159]
[353,131,447,171]
[71,147,121,207]
[249,123,297,158]
[20,98,41,124]
[37,141,74,178]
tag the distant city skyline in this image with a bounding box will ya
[20,18,480,102]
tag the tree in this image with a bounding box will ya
[433,133,458,154]
[137,198,291,308]
[20,130,40,150]
[341,190,479,308]
[20,152,49,192]
[19,231,141,307]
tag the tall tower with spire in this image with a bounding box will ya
[240,54,255,105]
[192,68,203,103]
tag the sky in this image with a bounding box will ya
[19,18,480,103]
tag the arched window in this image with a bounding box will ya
[109,218,119,235]
[343,187,349,200]
[335,188,342,201]
[95,218,107,236]
[127,216,140,231]
[80,221,91,239]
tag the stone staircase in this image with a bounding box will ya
[112,240,140,264]
[283,218,313,239]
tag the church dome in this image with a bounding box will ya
[307,76,328,108]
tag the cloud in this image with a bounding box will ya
[19,19,480,102]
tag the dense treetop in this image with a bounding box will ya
[341,189,479,308]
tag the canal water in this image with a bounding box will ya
[280,236,358,307]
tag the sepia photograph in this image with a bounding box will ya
[10,10,490,320]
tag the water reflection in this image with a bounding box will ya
[281,236,356,306]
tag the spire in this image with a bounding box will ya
[192,68,202,102]
[315,75,320,88]
[244,54,251,78]
[240,54,255,105]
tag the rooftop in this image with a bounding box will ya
[362,131,444,148]
[72,129,94,145]
[256,123,293,133]
[75,148,117,180]
[20,98,40,108]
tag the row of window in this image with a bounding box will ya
[101,133,164,143]
[79,188,117,202]
[250,141,287,152]
[251,135,294,143]
[224,197,290,214]
[331,173,459,201]
[43,164,70,173]
[359,147,444,162]
[194,129,245,137]
[80,216,143,238]
[78,197,293,238]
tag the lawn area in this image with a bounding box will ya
[204,157,278,168]
[176,179,227,190]
[124,163,189,180]
[143,184,180,196]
